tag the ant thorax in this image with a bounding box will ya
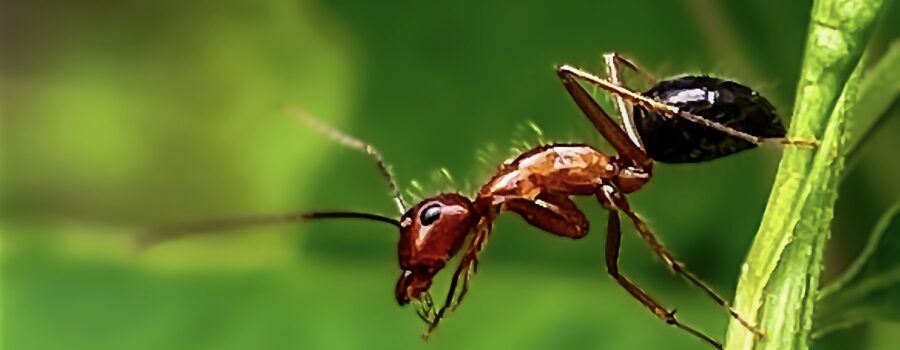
[478,144,618,202]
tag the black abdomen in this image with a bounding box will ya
[633,76,786,163]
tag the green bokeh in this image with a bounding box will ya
[2,0,898,349]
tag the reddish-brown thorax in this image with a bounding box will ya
[479,144,619,200]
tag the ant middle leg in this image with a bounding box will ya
[505,192,589,239]
[597,184,763,338]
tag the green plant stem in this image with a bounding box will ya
[723,1,885,350]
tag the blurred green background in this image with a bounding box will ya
[2,0,899,349]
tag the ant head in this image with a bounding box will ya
[394,193,477,305]
[289,111,478,306]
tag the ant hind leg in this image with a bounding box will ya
[764,137,820,148]
[597,184,763,339]
[557,65,818,149]
[556,65,651,167]
[602,207,722,349]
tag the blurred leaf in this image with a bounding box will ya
[846,39,900,166]
[814,198,900,338]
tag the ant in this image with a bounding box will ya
[140,53,814,349]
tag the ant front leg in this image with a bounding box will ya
[426,193,588,337]
[433,193,580,316]
[597,184,763,340]
[424,210,497,338]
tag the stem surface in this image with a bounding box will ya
[724,0,885,349]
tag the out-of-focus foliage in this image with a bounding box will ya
[816,199,900,337]
[1,0,898,349]
[846,39,900,163]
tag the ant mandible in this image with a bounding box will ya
[140,53,814,349]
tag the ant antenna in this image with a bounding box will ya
[136,211,400,250]
[288,108,408,214]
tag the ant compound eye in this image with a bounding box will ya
[419,204,442,226]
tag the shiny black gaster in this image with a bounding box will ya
[633,76,787,163]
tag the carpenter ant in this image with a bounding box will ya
[140,53,814,349]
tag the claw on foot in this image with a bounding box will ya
[764,137,820,148]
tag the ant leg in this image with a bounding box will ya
[605,52,657,85]
[598,184,764,338]
[603,208,723,349]
[442,193,589,311]
[505,193,589,238]
[557,65,815,148]
[556,66,651,168]
[603,52,656,149]
[424,211,496,338]
[453,214,497,303]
